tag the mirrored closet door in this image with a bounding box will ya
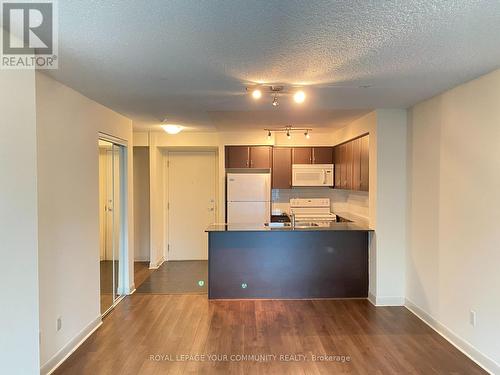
[98,139,125,315]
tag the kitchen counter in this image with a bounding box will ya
[206,214,371,299]
[206,221,371,232]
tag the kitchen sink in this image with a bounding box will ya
[294,222,320,227]
[265,222,291,228]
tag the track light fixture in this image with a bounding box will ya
[247,85,306,107]
[265,127,312,139]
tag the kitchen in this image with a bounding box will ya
[134,111,387,301]
[208,137,372,299]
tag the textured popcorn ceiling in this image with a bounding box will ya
[47,0,500,131]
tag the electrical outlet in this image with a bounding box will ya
[56,316,62,332]
[469,310,476,327]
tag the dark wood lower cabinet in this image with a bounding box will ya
[208,230,368,299]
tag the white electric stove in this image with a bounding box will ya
[289,198,336,226]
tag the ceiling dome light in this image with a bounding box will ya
[161,124,183,134]
[252,89,262,100]
[293,90,306,104]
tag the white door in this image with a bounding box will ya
[167,151,216,260]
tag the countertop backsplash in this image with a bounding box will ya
[271,188,369,220]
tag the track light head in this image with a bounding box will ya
[294,90,306,103]
[304,130,310,139]
[252,89,262,100]
[272,95,279,107]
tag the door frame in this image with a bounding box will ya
[159,147,219,262]
[98,132,130,315]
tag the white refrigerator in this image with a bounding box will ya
[227,173,271,224]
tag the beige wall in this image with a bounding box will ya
[133,147,150,261]
[373,109,407,305]
[35,72,134,372]
[0,66,40,374]
[407,68,500,372]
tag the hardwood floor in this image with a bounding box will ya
[55,295,486,374]
[134,261,155,289]
[136,260,208,294]
[100,261,153,313]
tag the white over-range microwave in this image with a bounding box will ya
[292,164,334,187]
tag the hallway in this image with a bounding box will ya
[136,261,208,295]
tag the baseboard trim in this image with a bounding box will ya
[127,282,135,295]
[41,316,102,375]
[368,292,405,306]
[368,292,377,306]
[149,257,165,269]
[405,298,499,374]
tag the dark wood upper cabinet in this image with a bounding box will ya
[292,147,312,164]
[333,134,369,192]
[352,138,361,190]
[225,146,250,168]
[312,147,334,164]
[249,146,272,168]
[334,147,341,188]
[345,141,353,190]
[225,146,271,169]
[272,147,292,189]
[360,136,369,191]
[225,141,367,190]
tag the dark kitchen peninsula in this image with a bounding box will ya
[206,222,372,299]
